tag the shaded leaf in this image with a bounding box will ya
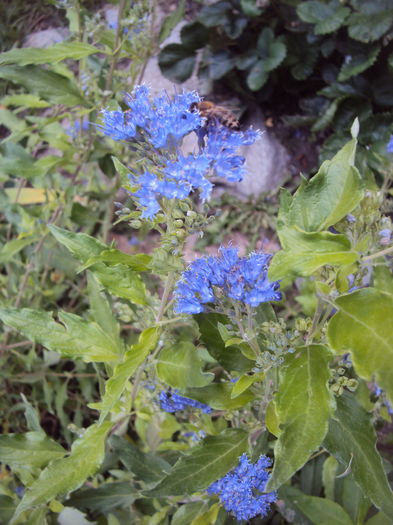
[297,2,350,34]
[323,392,393,518]
[0,65,86,106]
[158,44,195,83]
[110,435,170,484]
[159,0,186,43]
[91,327,159,422]
[266,345,334,491]
[12,423,112,522]
[279,485,354,525]
[145,429,248,496]
[338,46,380,82]
[0,432,65,469]
[66,481,136,513]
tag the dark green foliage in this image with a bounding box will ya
[159,0,393,174]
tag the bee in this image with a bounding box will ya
[191,101,240,131]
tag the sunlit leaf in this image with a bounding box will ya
[0,42,101,66]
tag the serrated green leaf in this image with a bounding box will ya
[348,7,393,43]
[268,229,358,280]
[156,342,214,389]
[198,1,247,39]
[66,481,136,513]
[145,429,248,497]
[280,485,354,525]
[323,392,393,518]
[79,250,151,272]
[208,51,235,80]
[180,22,209,49]
[186,382,254,410]
[0,308,120,362]
[266,345,334,491]
[0,41,101,66]
[1,94,50,107]
[297,2,350,34]
[338,46,380,82]
[12,422,112,522]
[327,288,393,405]
[279,139,364,232]
[158,44,195,83]
[110,435,170,484]
[0,65,86,106]
[0,432,65,469]
[49,226,147,304]
[92,327,158,422]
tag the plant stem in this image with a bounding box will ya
[362,245,393,261]
[104,0,127,94]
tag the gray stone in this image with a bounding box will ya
[23,28,69,48]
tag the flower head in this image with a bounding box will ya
[159,390,212,414]
[207,454,277,521]
[174,247,281,314]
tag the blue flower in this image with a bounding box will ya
[207,454,277,521]
[99,87,260,218]
[387,135,393,153]
[159,390,212,413]
[174,247,281,314]
[102,85,202,148]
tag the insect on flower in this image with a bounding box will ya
[191,101,240,131]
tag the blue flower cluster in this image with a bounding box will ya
[207,453,277,521]
[387,135,393,153]
[174,247,281,314]
[159,390,212,414]
[100,86,259,218]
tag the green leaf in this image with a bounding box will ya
[186,382,254,410]
[0,65,86,106]
[172,502,211,525]
[338,46,380,82]
[208,51,235,80]
[91,327,159,422]
[158,44,195,83]
[323,392,393,518]
[231,372,264,398]
[145,429,248,497]
[87,273,121,347]
[49,226,147,304]
[198,1,248,39]
[180,22,209,49]
[66,481,136,513]
[196,313,253,373]
[327,288,393,405]
[0,308,121,363]
[0,235,39,263]
[0,142,48,179]
[0,432,65,469]
[1,94,50,108]
[365,512,392,525]
[268,229,358,281]
[348,5,393,43]
[278,139,363,232]
[110,435,170,484]
[297,2,350,34]
[0,495,15,523]
[156,342,214,389]
[373,266,393,296]
[12,422,112,522]
[266,345,334,491]
[280,485,354,525]
[0,42,101,66]
[256,28,286,71]
[247,60,268,91]
[79,250,151,272]
[159,0,186,43]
